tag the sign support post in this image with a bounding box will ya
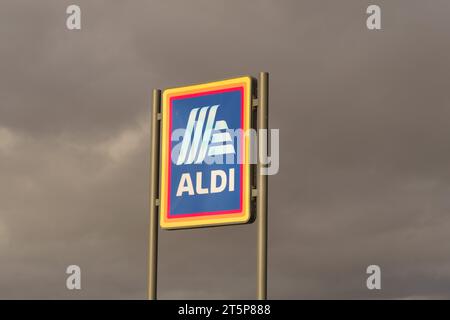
[256,72,269,300]
[148,89,161,300]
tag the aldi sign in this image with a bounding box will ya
[159,77,253,229]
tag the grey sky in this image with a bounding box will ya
[1,0,450,299]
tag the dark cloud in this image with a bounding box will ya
[1,0,450,299]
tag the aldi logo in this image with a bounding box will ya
[176,105,235,165]
[160,77,253,229]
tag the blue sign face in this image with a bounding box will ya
[160,77,252,229]
[169,88,243,217]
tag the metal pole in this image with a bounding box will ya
[148,89,161,300]
[257,72,269,300]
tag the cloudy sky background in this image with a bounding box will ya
[1,0,450,299]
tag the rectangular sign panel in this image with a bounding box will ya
[160,77,253,229]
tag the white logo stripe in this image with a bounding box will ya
[195,105,219,164]
[176,107,199,165]
[211,132,232,144]
[214,120,228,130]
[208,144,235,156]
[186,106,208,164]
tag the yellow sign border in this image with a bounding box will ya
[159,76,253,229]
